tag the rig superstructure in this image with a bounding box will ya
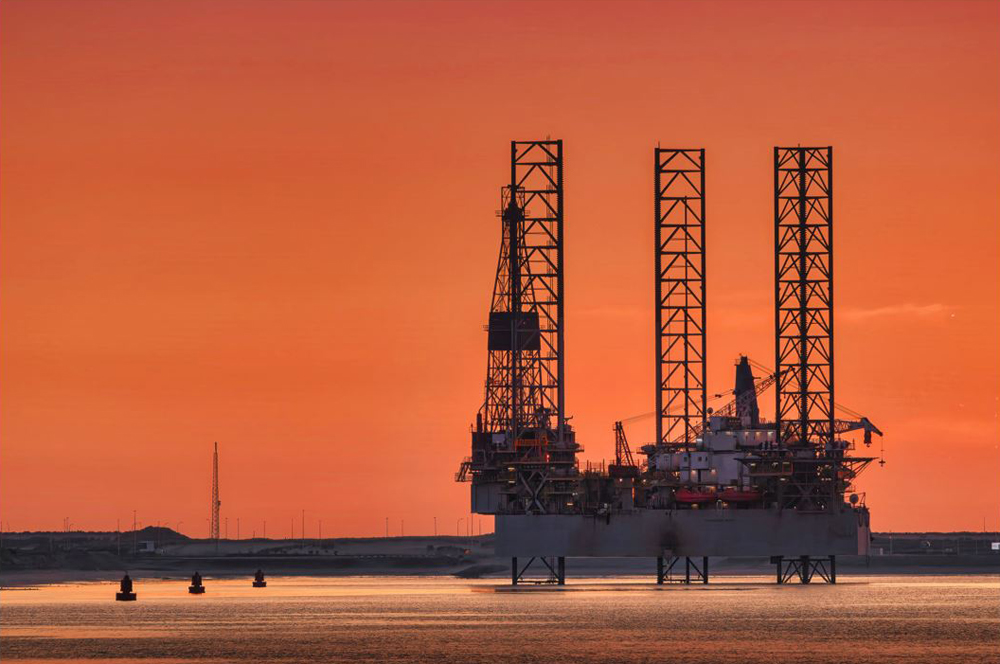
[458,141,882,585]
[460,141,581,516]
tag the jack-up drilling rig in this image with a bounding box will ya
[459,143,881,585]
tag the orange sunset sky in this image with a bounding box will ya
[2,1,998,536]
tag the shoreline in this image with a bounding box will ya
[5,530,998,588]
[4,556,999,589]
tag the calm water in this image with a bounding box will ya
[2,575,998,663]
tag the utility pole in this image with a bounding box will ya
[385,517,388,538]
[117,518,120,556]
[401,519,404,537]
[263,520,267,539]
[319,519,322,541]
[237,517,240,541]
[301,509,305,540]
[434,516,437,536]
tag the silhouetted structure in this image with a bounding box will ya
[211,443,221,550]
[655,148,707,448]
[253,569,266,588]
[774,147,835,449]
[463,140,578,512]
[116,573,136,601]
[189,571,205,594]
[458,140,581,582]
[733,356,762,429]
[459,141,882,585]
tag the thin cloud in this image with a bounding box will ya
[841,303,950,322]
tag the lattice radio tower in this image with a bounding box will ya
[210,442,221,542]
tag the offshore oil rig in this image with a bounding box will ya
[457,141,883,585]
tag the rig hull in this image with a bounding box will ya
[495,507,870,558]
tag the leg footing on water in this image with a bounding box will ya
[511,556,566,585]
[774,555,837,584]
[657,557,703,584]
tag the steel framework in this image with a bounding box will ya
[210,442,220,542]
[482,185,537,435]
[774,147,834,448]
[655,148,707,446]
[512,140,565,440]
[656,556,710,584]
[481,141,565,441]
[470,140,577,515]
[511,556,566,585]
[774,555,836,584]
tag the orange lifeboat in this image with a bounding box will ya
[674,488,717,504]
[719,488,762,503]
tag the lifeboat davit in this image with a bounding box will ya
[719,488,762,503]
[674,488,717,504]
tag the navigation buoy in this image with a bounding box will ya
[188,571,206,594]
[116,573,137,601]
[252,569,267,588]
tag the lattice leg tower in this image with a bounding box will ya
[655,148,707,447]
[774,146,834,451]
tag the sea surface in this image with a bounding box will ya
[2,575,998,663]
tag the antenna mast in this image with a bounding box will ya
[211,442,221,545]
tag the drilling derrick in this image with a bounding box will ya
[482,186,545,447]
[655,148,707,447]
[467,140,579,515]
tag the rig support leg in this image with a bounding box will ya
[684,557,691,584]
[799,556,812,584]
[702,556,709,584]
[656,557,664,585]
[774,555,837,584]
[511,557,518,586]
[557,557,566,586]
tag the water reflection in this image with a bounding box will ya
[2,575,998,663]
